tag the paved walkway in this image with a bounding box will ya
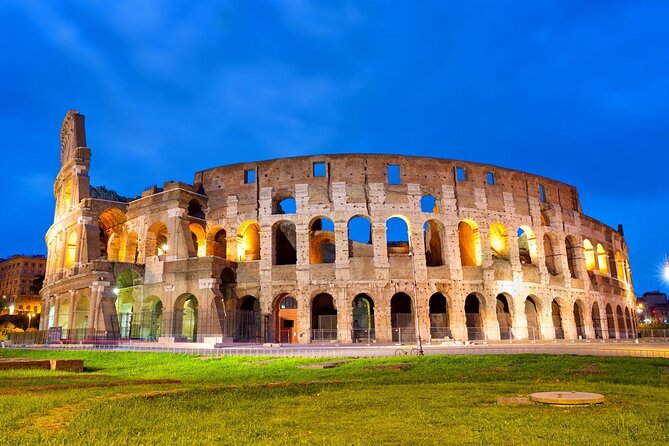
[13,340,669,359]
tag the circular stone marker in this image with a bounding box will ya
[530,391,605,406]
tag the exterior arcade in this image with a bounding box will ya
[40,110,638,344]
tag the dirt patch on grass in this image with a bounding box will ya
[569,364,604,376]
[0,374,110,382]
[21,388,190,433]
[243,359,278,366]
[368,363,415,371]
[0,379,181,394]
[479,365,515,374]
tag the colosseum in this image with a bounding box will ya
[39,110,638,344]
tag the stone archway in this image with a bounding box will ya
[352,294,375,342]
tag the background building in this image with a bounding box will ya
[40,111,637,343]
[0,254,46,317]
[638,291,669,324]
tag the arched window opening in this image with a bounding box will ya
[615,252,625,282]
[496,294,512,340]
[187,199,205,219]
[174,295,198,342]
[420,195,438,213]
[275,197,296,215]
[310,218,335,264]
[489,222,509,260]
[273,221,297,265]
[608,250,617,279]
[74,296,89,335]
[596,244,609,275]
[237,296,261,342]
[424,220,444,267]
[391,293,414,342]
[517,226,537,264]
[429,293,449,339]
[60,179,73,214]
[99,208,127,260]
[552,300,564,339]
[583,239,596,271]
[141,296,163,341]
[311,293,337,341]
[64,231,78,268]
[606,304,616,339]
[616,306,625,339]
[565,236,579,279]
[277,295,298,343]
[213,229,227,259]
[348,216,373,258]
[624,308,633,339]
[458,220,481,267]
[239,222,260,261]
[386,216,410,255]
[352,294,375,342]
[147,222,169,257]
[525,297,541,340]
[219,267,236,300]
[592,303,603,339]
[465,293,484,341]
[189,223,206,257]
[574,302,586,339]
[58,299,70,334]
[543,234,558,275]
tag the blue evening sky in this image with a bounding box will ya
[1,1,667,295]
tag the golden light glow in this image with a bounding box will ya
[64,231,78,268]
[583,239,596,271]
[458,219,482,266]
[596,243,609,275]
[489,222,509,259]
[159,244,169,255]
[664,256,669,281]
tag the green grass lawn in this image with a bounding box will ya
[0,349,667,445]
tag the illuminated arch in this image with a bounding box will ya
[458,220,481,267]
[517,226,537,264]
[189,223,206,257]
[489,222,509,260]
[237,220,260,261]
[583,239,596,271]
[310,217,335,264]
[596,244,609,275]
[64,231,78,268]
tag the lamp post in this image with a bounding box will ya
[409,252,424,355]
[28,312,34,329]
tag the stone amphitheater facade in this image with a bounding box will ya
[40,110,638,344]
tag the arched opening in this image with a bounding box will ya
[574,301,586,339]
[429,293,449,339]
[565,236,579,278]
[489,222,509,260]
[310,217,336,264]
[213,229,227,259]
[47,304,55,329]
[391,293,414,342]
[583,239,596,271]
[189,223,206,257]
[517,226,537,264]
[275,197,296,214]
[348,216,373,258]
[124,232,139,263]
[608,250,617,279]
[543,234,558,275]
[352,294,375,342]
[74,296,89,339]
[174,294,198,342]
[58,299,70,336]
[525,297,541,340]
[496,294,513,340]
[143,296,163,340]
[115,270,139,339]
[187,199,205,219]
[424,220,444,267]
[311,293,337,341]
[420,195,438,213]
[616,306,625,339]
[99,208,127,260]
[624,308,633,338]
[273,221,297,265]
[239,221,260,261]
[276,295,298,343]
[596,244,609,275]
[219,267,236,301]
[605,304,616,339]
[592,302,603,339]
[64,231,78,268]
[458,220,481,266]
[147,222,169,257]
[386,216,410,255]
[61,179,73,213]
[615,252,625,282]
[552,300,564,339]
[237,296,261,342]
[465,293,484,341]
